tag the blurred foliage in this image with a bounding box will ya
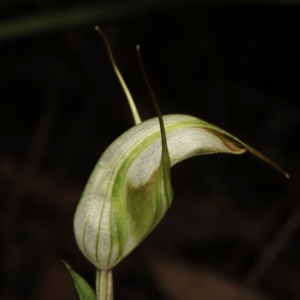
[0,0,299,41]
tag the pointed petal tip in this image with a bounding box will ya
[244,144,289,180]
[270,163,289,179]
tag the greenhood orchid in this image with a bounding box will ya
[68,27,288,300]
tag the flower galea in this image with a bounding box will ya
[71,27,288,300]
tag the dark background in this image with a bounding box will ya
[0,1,299,299]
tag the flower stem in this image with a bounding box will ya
[96,269,113,300]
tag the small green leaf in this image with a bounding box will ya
[64,261,96,300]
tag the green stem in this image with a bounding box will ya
[96,269,113,300]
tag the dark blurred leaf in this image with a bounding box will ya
[0,0,299,42]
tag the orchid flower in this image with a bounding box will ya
[66,27,288,300]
